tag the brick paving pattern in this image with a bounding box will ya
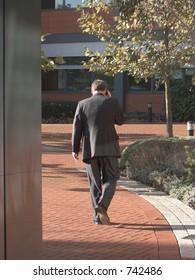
[42,124,187,260]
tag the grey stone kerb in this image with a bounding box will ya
[118,177,195,259]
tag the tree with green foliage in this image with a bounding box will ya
[41,35,64,72]
[78,0,195,136]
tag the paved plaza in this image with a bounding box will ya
[41,123,195,260]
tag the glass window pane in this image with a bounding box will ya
[67,69,93,91]
[42,70,58,91]
[58,69,66,90]
[55,1,109,9]
[66,1,84,7]
[64,57,89,65]
[66,70,114,92]
[55,1,88,9]
[55,0,65,9]
[128,76,151,92]
[42,0,55,9]
[94,72,114,91]
[42,69,114,92]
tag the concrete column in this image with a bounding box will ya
[114,73,124,110]
[0,0,42,260]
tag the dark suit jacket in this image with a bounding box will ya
[72,93,124,162]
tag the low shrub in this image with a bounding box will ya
[124,111,148,123]
[124,111,165,123]
[120,138,195,179]
[42,101,77,123]
[120,138,195,209]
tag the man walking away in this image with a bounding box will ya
[72,79,124,225]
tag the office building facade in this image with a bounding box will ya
[41,0,194,115]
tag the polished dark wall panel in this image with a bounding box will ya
[0,0,42,259]
[5,0,41,174]
[0,0,5,260]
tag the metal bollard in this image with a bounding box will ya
[187,121,194,136]
[147,102,153,122]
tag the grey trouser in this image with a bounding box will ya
[85,156,120,222]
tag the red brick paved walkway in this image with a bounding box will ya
[41,124,187,260]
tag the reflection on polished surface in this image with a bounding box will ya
[0,0,5,260]
[0,0,42,260]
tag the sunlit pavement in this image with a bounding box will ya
[41,123,195,260]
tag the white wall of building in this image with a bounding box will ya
[42,42,107,57]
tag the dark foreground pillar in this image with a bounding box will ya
[0,0,42,259]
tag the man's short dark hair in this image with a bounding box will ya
[91,79,108,92]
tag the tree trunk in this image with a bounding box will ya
[164,78,173,137]
[164,22,173,137]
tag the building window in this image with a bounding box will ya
[127,74,165,93]
[126,68,194,93]
[128,76,152,92]
[42,69,114,92]
[127,75,164,92]
[49,56,89,65]
[42,70,58,91]
[41,0,55,9]
[58,69,67,90]
[41,0,86,9]
[66,69,92,91]
[55,0,90,9]
[56,1,79,9]
[42,1,110,10]
[185,68,195,85]
[66,69,114,91]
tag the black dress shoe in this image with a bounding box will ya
[96,204,110,225]
[94,220,103,225]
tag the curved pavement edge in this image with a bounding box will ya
[118,177,195,259]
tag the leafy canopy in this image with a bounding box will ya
[78,0,195,82]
